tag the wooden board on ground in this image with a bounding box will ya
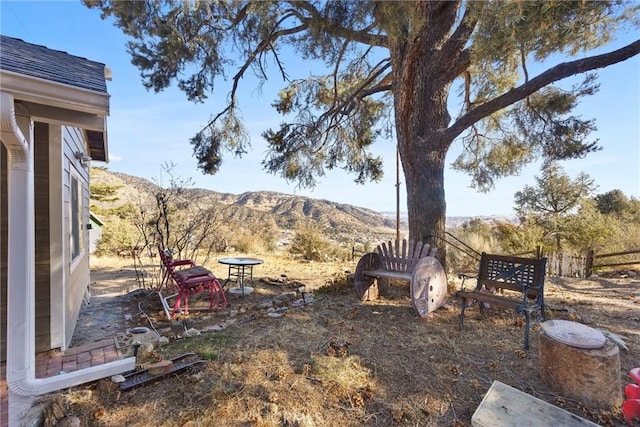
[410,256,447,318]
[472,381,600,427]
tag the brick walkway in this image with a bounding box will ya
[0,338,121,425]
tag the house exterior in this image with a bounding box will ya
[0,35,134,424]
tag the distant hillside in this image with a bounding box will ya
[90,168,398,243]
[378,212,518,229]
[90,168,518,251]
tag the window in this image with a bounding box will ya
[70,173,83,260]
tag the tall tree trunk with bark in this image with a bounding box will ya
[389,5,457,263]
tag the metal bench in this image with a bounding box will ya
[353,239,447,318]
[457,252,547,349]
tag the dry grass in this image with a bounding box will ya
[53,254,640,426]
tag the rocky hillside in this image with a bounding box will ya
[90,167,398,243]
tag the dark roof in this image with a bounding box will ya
[0,35,107,93]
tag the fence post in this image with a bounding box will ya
[585,249,594,278]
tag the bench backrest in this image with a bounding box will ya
[375,239,437,273]
[477,252,546,297]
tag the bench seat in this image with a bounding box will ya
[354,239,447,318]
[363,269,412,282]
[457,290,539,312]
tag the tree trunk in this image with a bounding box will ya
[389,12,457,267]
[403,148,447,251]
[394,88,452,265]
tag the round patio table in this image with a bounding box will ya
[218,257,263,297]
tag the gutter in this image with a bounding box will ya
[0,91,135,422]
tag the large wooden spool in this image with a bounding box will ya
[411,256,447,317]
[538,320,622,409]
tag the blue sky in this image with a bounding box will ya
[1,1,639,216]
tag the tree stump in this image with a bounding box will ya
[538,320,622,409]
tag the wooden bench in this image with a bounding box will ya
[353,239,447,318]
[457,252,547,349]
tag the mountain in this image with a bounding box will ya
[90,168,517,250]
[90,168,399,243]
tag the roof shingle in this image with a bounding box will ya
[0,35,107,93]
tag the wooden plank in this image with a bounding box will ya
[379,242,390,270]
[412,240,423,261]
[457,291,522,310]
[362,269,411,282]
[472,381,600,427]
[407,240,416,270]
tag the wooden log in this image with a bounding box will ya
[538,321,622,409]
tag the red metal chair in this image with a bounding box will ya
[157,246,196,288]
[157,245,228,319]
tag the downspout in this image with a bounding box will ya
[0,92,135,423]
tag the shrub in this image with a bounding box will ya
[290,223,332,261]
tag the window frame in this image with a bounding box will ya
[69,167,84,264]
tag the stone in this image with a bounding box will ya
[185,328,201,337]
[148,360,174,375]
[268,311,284,318]
[111,374,125,383]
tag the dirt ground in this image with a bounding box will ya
[50,254,639,426]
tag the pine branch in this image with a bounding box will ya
[445,39,640,141]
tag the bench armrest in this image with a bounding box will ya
[519,281,543,305]
[458,273,478,291]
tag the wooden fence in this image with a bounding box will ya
[545,252,588,278]
[507,249,640,278]
[534,248,640,278]
[585,248,640,277]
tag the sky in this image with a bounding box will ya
[1,1,639,217]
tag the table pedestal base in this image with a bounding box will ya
[228,286,254,296]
